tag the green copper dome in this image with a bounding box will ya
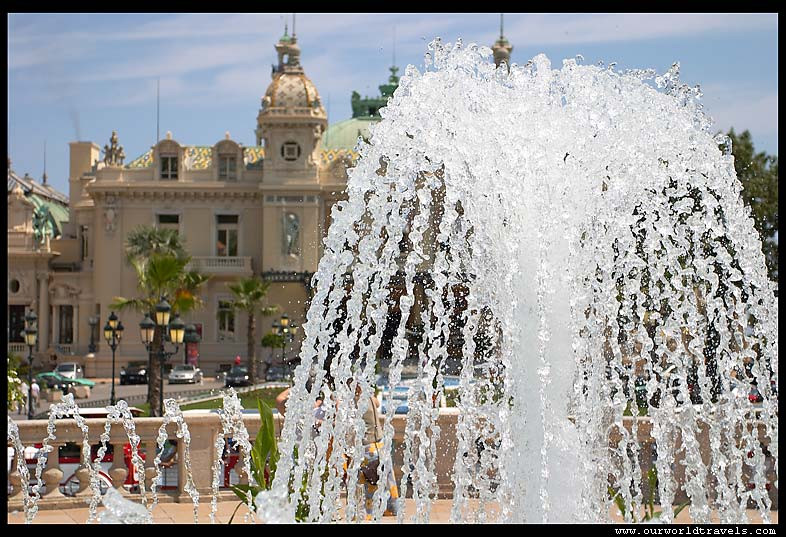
[322,116,378,152]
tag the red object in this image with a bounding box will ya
[234,355,241,365]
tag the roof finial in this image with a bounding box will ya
[292,13,296,38]
[500,13,504,39]
[42,140,48,185]
[284,20,288,37]
[392,25,396,69]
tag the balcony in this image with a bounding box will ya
[8,343,27,355]
[186,256,253,277]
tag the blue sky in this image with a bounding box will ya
[8,13,778,196]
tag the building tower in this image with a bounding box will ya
[492,13,513,70]
[255,22,327,182]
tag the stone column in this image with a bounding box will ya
[41,442,65,499]
[52,305,60,348]
[109,442,129,495]
[38,273,49,351]
[8,449,24,501]
[74,450,93,498]
[73,303,80,350]
[144,440,158,492]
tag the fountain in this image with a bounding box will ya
[6,39,778,525]
[267,39,777,523]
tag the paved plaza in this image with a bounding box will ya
[7,499,778,524]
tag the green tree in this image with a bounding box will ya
[124,226,186,263]
[113,253,209,416]
[7,354,26,411]
[227,277,278,384]
[724,129,778,281]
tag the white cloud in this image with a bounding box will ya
[505,13,776,46]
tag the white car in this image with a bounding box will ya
[55,362,84,380]
[168,364,203,384]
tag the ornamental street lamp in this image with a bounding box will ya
[140,299,185,416]
[88,316,99,353]
[104,312,124,406]
[24,309,38,420]
[271,313,298,382]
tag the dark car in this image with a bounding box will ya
[225,365,251,388]
[120,362,148,385]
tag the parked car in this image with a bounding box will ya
[168,364,203,385]
[55,362,84,380]
[35,371,95,394]
[225,365,251,388]
[119,362,148,385]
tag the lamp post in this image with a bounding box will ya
[88,316,99,353]
[139,299,185,416]
[271,313,298,381]
[24,309,38,420]
[103,312,124,406]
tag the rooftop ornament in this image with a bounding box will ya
[103,131,126,167]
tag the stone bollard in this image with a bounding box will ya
[68,385,91,399]
[44,389,63,402]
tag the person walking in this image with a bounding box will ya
[352,380,400,519]
[30,380,40,411]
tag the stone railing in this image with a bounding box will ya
[8,343,28,355]
[7,411,775,511]
[7,411,455,511]
[185,256,253,276]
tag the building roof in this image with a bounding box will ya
[8,168,70,235]
[126,146,266,170]
[322,116,378,152]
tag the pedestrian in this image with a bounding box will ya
[19,380,29,414]
[350,379,400,519]
[31,380,40,410]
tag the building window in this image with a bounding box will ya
[161,156,178,180]
[9,279,21,294]
[281,141,301,161]
[216,214,238,257]
[80,225,89,260]
[8,305,26,342]
[157,214,180,232]
[218,156,237,180]
[217,300,235,342]
[59,305,74,344]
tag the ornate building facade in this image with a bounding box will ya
[8,27,512,378]
[7,29,396,377]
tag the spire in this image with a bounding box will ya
[492,13,513,70]
[292,13,296,38]
[42,140,48,185]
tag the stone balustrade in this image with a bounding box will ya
[7,411,776,511]
[185,256,253,275]
[8,343,27,355]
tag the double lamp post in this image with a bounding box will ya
[139,299,185,416]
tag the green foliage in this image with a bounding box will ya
[261,333,286,349]
[125,226,186,265]
[227,276,277,384]
[229,399,311,523]
[609,466,690,522]
[7,354,26,408]
[724,129,778,281]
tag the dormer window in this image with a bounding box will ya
[281,141,301,162]
[218,156,237,180]
[161,155,178,180]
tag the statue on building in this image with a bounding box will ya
[103,131,125,167]
[32,205,57,251]
[283,212,300,257]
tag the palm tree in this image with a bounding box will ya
[113,253,209,416]
[125,226,186,263]
[227,277,278,384]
